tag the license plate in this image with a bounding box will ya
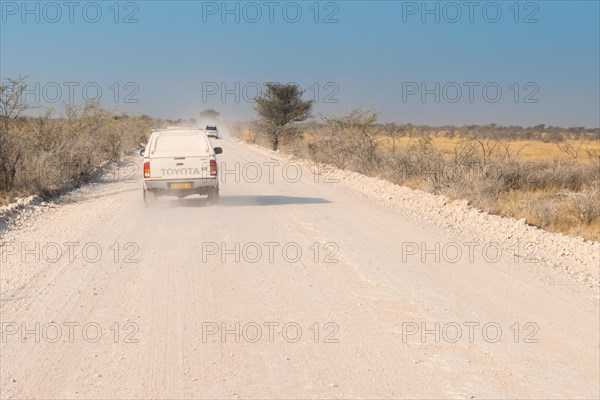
[169,182,192,189]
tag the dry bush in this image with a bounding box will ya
[1,78,159,204]
[307,109,381,174]
[517,162,598,192]
[521,193,569,229]
[568,191,600,225]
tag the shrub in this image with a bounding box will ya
[0,90,159,203]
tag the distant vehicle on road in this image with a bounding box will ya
[205,125,219,138]
[140,128,223,207]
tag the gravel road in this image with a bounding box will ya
[1,135,598,399]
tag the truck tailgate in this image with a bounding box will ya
[149,155,212,180]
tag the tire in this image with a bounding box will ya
[143,189,156,208]
[207,187,219,205]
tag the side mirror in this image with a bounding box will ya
[140,149,145,156]
[214,147,223,155]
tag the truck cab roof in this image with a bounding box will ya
[148,129,213,157]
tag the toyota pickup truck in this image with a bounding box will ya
[140,128,223,207]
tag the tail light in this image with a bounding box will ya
[144,161,150,178]
[210,160,217,176]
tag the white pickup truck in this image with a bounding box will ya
[205,125,219,138]
[140,128,222,207]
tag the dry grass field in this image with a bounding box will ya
[374,136,600,163]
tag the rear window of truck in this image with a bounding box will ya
[153,134,208,154]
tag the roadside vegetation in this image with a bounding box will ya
[254,83,313,151]
[234,107,600,242]
[3,75,598,241]
[0,77,162,206]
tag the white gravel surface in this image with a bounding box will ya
[245,140,599,294]
[1,136,598,399]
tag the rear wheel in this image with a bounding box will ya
[207,187,219,205]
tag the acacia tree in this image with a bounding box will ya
[199,109,220,119]
[254,83,312,151]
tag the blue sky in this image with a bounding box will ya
[1,0,599,127]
